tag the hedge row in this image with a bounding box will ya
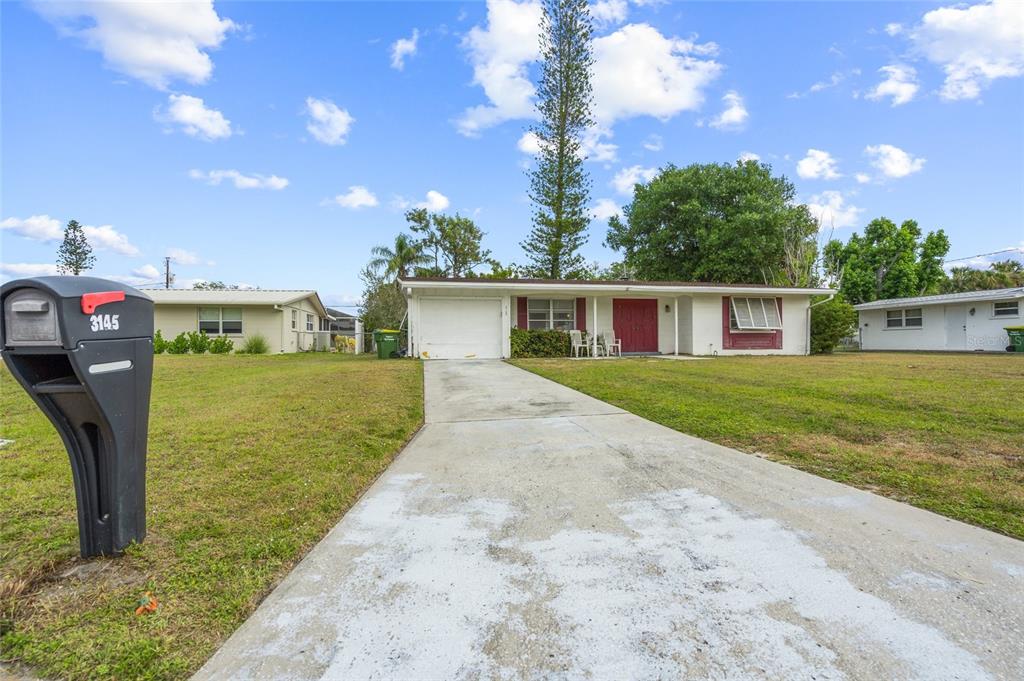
[510,327,571,358]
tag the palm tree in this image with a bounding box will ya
[369,233,431,282]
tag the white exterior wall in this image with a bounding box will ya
[677,296,694,355]
[859,300,1018,352]
[281,297,325,352]
[690,294,810,356]
[154,304,286,353]
[153,300,327,354]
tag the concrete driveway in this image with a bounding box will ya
[196,360,1024,681]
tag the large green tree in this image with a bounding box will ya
[941,260,1024,293]
[406,208,492,278]
[369,233,431,283]
[823,218,950,304]
[357,265,407,332]
[521,0,594,279]
[56,219,95,275]
[606,161,819,285]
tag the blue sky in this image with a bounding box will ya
[2,0,1022,307]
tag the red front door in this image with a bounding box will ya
[613,299,659,353]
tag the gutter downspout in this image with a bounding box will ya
[806,293,836,355]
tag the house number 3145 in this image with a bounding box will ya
[89,314,119,332]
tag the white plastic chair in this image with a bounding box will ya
[602,331,622,357]
[569,329,590,358]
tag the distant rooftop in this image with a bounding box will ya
[853,287,1024,310]
[143,288,328,316]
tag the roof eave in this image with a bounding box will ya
[397,278,832,296]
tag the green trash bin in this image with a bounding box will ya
[373,329,401,359]
[1005,326,1024,352]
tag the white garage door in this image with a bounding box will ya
[419,297,503,359]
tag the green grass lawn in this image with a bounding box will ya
[0,353,423,681]
[512,352,1024,539]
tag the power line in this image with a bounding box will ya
[944,247,1024,263]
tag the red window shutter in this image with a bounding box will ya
[576,297,587,330]
[722,296,782,350]
[517,297,528,328]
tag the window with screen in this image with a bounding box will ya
[527,299,575,330]
[886,308,923,329]
[198,307,243,334]
[994,301,1019,317]
[221,308,242,334]
[306,313,314,331]
[729,298,782,330]
[291,309,297,329]
[198,307,221,334]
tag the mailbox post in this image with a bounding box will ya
[1,277,154,557]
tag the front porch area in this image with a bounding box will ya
[518,294,693,357]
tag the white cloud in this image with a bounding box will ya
[390,29,419,70]
[865,143,925,178]
[612,165,657,195]
[738,151,760,162]
[416,190,450,211]
[0,263,61,278]
[787,69,859,99]
[581,127,618,163]
[709,90,748,130]
[457,5,722,136]
[1,215,137,254]
[519,128,617,162]
[329,186,379,210]
[643,134,663,152]
[591,198,621,220]
[884,22,904,37]
[32,1,236,90]
[0,214,63,241]
[189,169,289,190]
[855,172,871,184]
[517,130,542,154]
[911,0,1024,101]
[806,191,863,230]
[591,0,628,28]
[132,264,161,279]
[456,0,544,137]
[305,97,354,146]
[156,94,232,140]
[167,247,211,266]
[592,23,721,126]
[82,224,140,256]
[796,149,841,180]
[866,64,919,106]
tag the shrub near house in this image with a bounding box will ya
[511,328,571,358]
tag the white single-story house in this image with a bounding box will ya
[144,289,331,354]
[400,277,834,360]
[854,287,1024,352]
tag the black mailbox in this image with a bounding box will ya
[1,276,154,557]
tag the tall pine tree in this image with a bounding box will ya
[56,219,95,275]
[521,0,594,279]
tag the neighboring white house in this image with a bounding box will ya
[399,277,834,360]
[144,289,331,354]
[854,287,1024,352]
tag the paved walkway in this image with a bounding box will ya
[195,360,1024,680]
